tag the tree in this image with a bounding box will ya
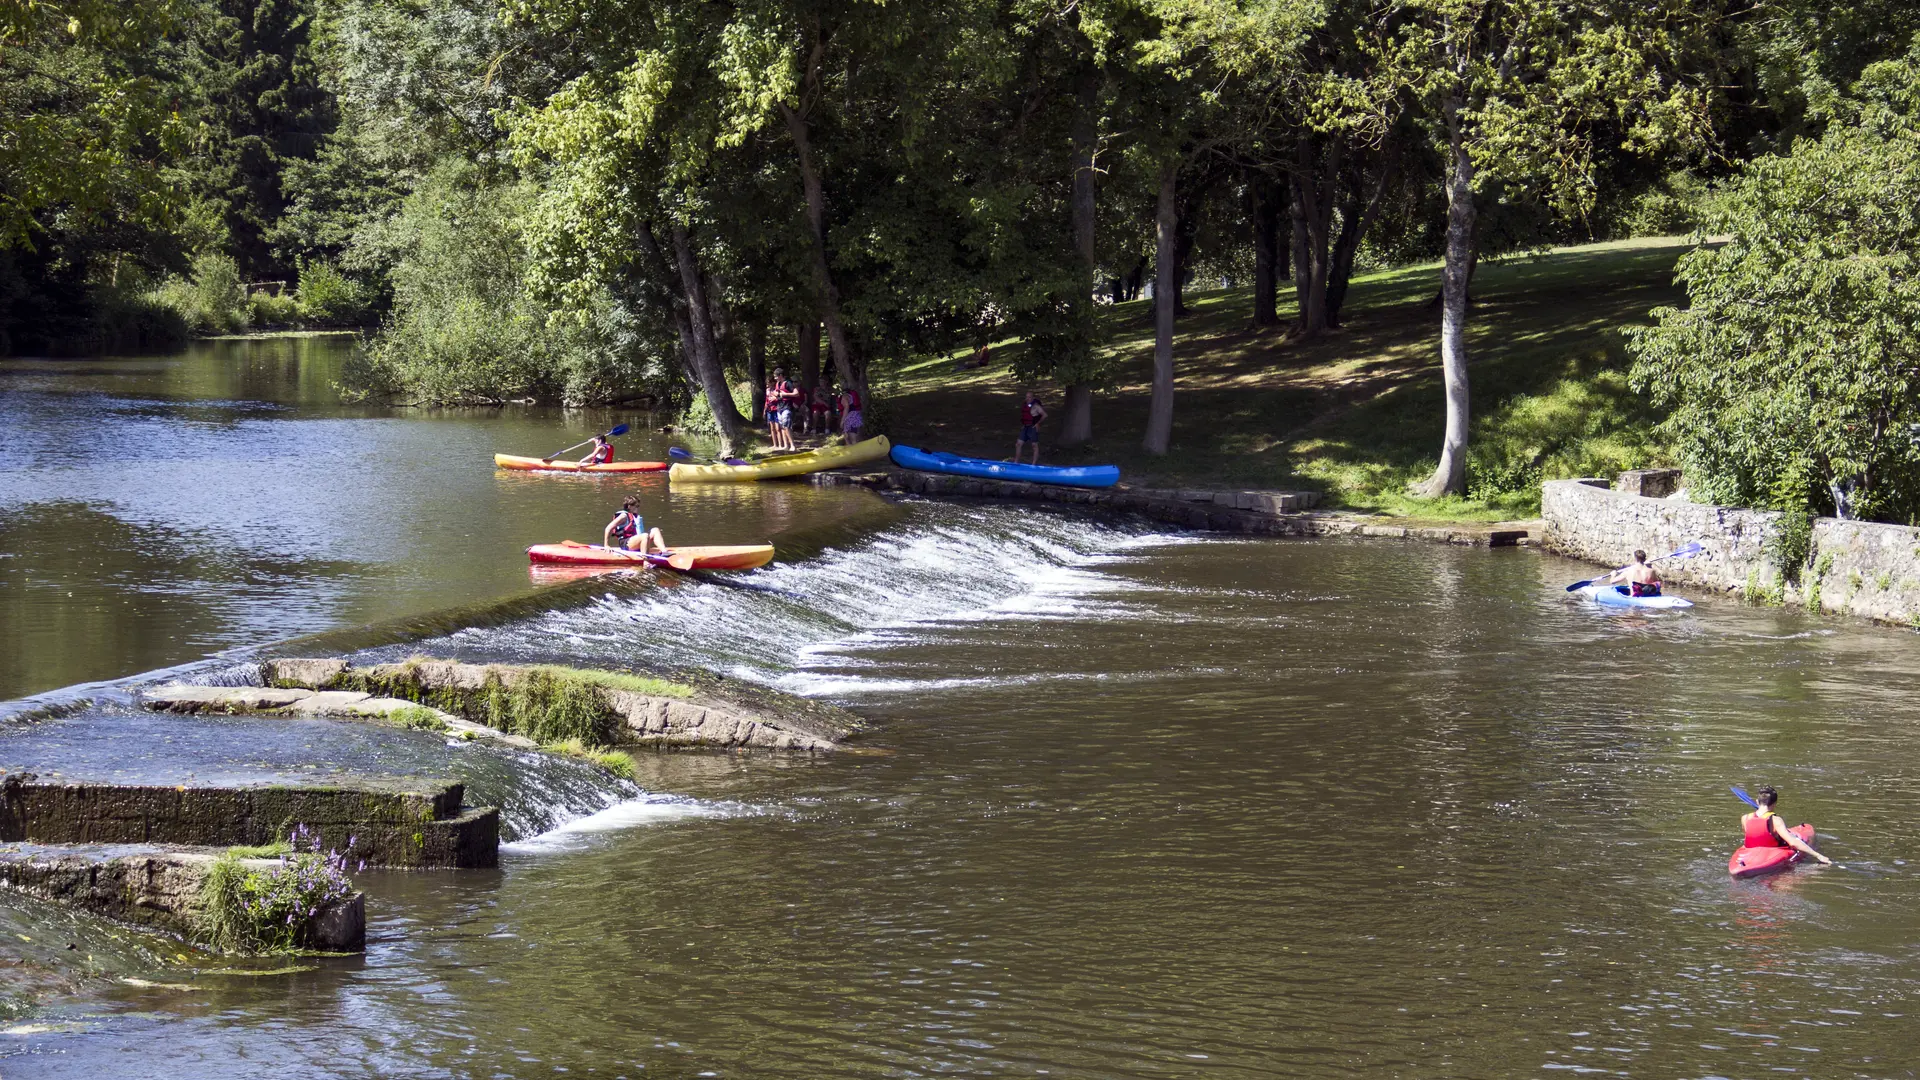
[1390,0,1716,497]
[1629,48,1920,523]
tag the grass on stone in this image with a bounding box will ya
[540,738,639,780]
[881,236,1690,521]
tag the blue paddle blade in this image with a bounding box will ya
[1730,785,1758,808]
[668,446,692,460]
[607,423,630,437]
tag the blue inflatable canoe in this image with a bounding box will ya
[1575,584,1694,610]
[889,445,1121,489]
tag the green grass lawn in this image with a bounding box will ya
[879,236,1691,520]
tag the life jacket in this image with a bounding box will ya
[1743,811,1786,848]
[589,442,614,464]
[841,388,861,413]
[611,511,640,541]
[1020,401,1041,426]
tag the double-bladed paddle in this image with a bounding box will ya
[1565,541,1705,592]
[543,423,629,464]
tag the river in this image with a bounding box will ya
[2,341,1919,1077]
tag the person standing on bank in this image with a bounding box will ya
[768,368,799,451]
[1013,391,1045,465]
[838,381,863,444]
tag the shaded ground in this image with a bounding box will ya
[877,236,1691,520]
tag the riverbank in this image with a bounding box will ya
[878,236,1687,522]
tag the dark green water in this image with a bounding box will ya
[4,342,1920,1078]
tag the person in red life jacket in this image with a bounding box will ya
[602,495,665,555]
[838,382,863,444]
[1603,549,1663,597]
[1013,391,1045,464]
[767,368,799,451]
[1740,787,1832,865]
[809,380,831,436]
[578,434,615,466]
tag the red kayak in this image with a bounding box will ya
[1728,822,1816,878]
[526,540,774,570]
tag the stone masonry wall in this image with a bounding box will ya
[1540,479,1920,625]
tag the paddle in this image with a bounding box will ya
[1565,541,1705,592]
[1731,785,1842,868]
[542,423,629,464]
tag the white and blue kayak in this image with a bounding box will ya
[889,444,1121,488]
[1575,584,1694,610]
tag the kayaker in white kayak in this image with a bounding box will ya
[1741,787,1833,865]
[603,495,665,555]
[1603,549,1663,597]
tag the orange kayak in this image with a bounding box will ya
[526,540,774,570]
[495,454,668,473]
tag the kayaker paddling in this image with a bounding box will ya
[1741,787,1832,866]
[603,496,665,555]
[578,434,615,466]
[1603,549,1663,597]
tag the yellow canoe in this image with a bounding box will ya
[667,436,891,483]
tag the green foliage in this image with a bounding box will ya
[1629,48,1920,525]
[1466,362,1668,501]
[195,843,354,954]
[481,668,621,747]
[294,261,368,326]
[249,289,299,327]
[149,252,252,335]
[541,738,637,779]
[389,705,449,732]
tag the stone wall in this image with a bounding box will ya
[1540,479,1920,624]
[0,848,365,952]
[0,774,498,869]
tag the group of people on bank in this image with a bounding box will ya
[762,368,862,451]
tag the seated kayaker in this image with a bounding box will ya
[579,434,615,466]
[603,496,665,554]
[1604,549,1662,596]
[1741,787,1832,865]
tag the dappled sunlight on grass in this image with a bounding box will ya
[881,237,1694,519]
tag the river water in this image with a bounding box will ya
[3,342,1920,1078]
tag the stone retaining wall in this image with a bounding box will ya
[0,773,498,869]
[818,469,1530,547]
[1540,479,1920,624]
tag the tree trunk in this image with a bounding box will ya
[1143,162,1178,456]
[1326,155,1393,328]
[1292,139,1337,337]
[1251,172,1282,328]
[747,323,767,423]
[1061,72,1099,447]
[644,220,744,453]
[779,94,859,397]
[796,321,821,397]
[1416,108,1476,499]
[1125,255,1146,301]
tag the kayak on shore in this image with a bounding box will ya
[1575,584,1695,610]
[667,436,890,482]
[889,444,1121,489]
[1729,822,1817,878]
[496,454,669,474]
[527,540,775,570]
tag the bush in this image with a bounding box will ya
[195,826,356,954]
[148,252,251,335]
[295,261,369,326]
[249,289,299,328]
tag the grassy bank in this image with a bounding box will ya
[882,236,1690,520]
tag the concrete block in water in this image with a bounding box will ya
[0,775,495,869]
[0,847,365,952]
[144,686,315,713]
